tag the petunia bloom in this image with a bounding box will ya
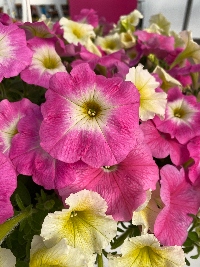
[0,98,38,157]
[59,18,95,46]
[10,106,75,190]
[30,235,91,267]
[40,190,117,256]
[0,23,32,82]
[108,234,185,267]
[154,87,200,144]
[40,63,140,168]
[21,37,66,89]
[0,152,17,224]
[59,129,159,221]
[126,64,167,121]
[154,165,200,246]
[140,119,189,166]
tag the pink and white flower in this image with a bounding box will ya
[154,87,200,144]
[40,63,140,168]
[10,106,75,190]
[0,23,32,82]
[59,130,159,221]
[21,37,66,89]
[0,152,17,224]
[0,98,38,157]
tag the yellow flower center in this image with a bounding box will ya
[83,100,102,118]
[103,165,117,172]
[173,107,186,118]
[42,56,59,69]
[72,27,84,39]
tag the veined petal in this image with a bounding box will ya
[41,190,117,255]
[108,234,185,267]
[30,235,90,267]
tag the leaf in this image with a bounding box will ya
[0,206,32,245]
[188,232,199,242]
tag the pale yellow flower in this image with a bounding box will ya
[95,33,122,54]
[132,185,163,234]
[59,18,95,46]
[0,247,16,267]
[120,10,143,31]
[170,31,200,68]
[149,13,171,35]
[30,235,91,267]
[40,190,117,256]
[120,31,136,49]
[126,64,167,121]
[108,234,185,267]
[153,66,182,92]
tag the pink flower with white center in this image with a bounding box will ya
[0,99,38,157]
[154,165,199,246]
[9,107,75,190]
[140,119,189,166]
[154,87,200,144]
[0,23,32,82]
[0,152,17,224]
[40,63,140,168]
[59,130,159,221]
[21,37,66,89]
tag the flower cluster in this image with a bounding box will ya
[0,8,200,267]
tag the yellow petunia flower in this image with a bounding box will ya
[40,190,117,256]
[30,235,91,267]
[108,234,185,267]
[126,64,167,121]
[59,18,95,46]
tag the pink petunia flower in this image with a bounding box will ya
[134,30,175,59]
[0,23,32,82]
[154,87,200,144]
[0,152,17,224]
[154,165,199,246]
[140,119,189,166]
[59,130,159,221]
[10,106,75,190]
[74,9,99,28]
[21,37,66,89]
[0,98,38,157]
[187,136,200,183]
[40,63,140,168]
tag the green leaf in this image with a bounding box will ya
[0,206,32,245]
[185,257,191,266]
[188,232,199,242]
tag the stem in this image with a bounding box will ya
[97,254,103,267]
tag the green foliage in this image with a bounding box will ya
[1,175,63,264]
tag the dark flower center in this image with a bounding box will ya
[84,101,102,118]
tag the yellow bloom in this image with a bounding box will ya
[40,190,117,256]
[170,31,200,68]
[95,33,122,54]
[108,234,185,267]
[132,186,163,234]
[120,10,143,31]
[149,13,171,35]
[59,18,95,46]
[0,247,16,267]
[126,64,167,121]
[153,66,182,92]
[30,235,91,267]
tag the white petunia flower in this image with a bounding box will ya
[126,64,167,121]
[108,234,185,267]
[40,190,117,256]
[59,18,95,46]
